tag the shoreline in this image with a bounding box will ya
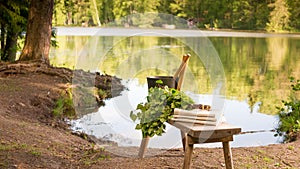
[55,26,300,38]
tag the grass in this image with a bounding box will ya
[0,84,22,92]
[251,155,259,161]
[80,146,110,166]
[0,142,42,157]
[30,150,42,156]
[82,154,111,166]
[52,87,76,119]
[287,145,294,151]
[242,163,252,169]
[263,156,273,163]
[274,162,281,167]
[97,88,108,99]
[0,144,14,151]
[257,149,266,154]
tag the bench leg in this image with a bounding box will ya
[183,135,193,169]
[181,131,187,151]
[138,136,150,158]
[222,141,233,169]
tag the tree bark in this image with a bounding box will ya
[5,32,18,62]
[92,0,101,26]
[1,26,18,62]
[0,25,6,60]
[67,12,73,25]
[19,0,54,64]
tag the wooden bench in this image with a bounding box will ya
[169,120,241,169]
[138,54,241,168]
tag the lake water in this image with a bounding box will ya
[50,27,300,150]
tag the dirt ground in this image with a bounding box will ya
[0,62,299,169]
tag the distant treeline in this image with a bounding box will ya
[1,0,299,62]
[53,0,300,32]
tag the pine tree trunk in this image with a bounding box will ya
[0,26,6,60]
[1,28,18,62]
[5,32,18,62]
[19,0,54,64]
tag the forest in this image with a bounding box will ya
[52,0,300,31]
[1,0,300,62]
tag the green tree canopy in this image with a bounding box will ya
[266,0,290,32]
[51,0,300,32]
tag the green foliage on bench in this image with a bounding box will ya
[130,84,194,138]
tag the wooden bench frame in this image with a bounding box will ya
[169,120,241,169]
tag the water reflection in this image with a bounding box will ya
[50,35,300,115]
[51,33,300,148]
[71,79,281,148]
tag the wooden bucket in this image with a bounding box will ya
[146,76,176,89]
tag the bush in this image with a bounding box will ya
[275,77,300,142]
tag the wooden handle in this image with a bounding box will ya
[182,54,191,62]
[174,54,191,80]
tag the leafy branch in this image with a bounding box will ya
[130,84,194,138]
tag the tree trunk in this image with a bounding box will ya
[67,12,73,25]
[1,26,18,62]
[92,0,101,27]
[4,32,18,62]
[0,25,6,60]
[19,0,54,64]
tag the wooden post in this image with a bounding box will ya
[138,136,150,158]
[222,141,233,169]
[183,135,193,169]
[174,54,190,91]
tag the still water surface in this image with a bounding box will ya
[50,28,300,148]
